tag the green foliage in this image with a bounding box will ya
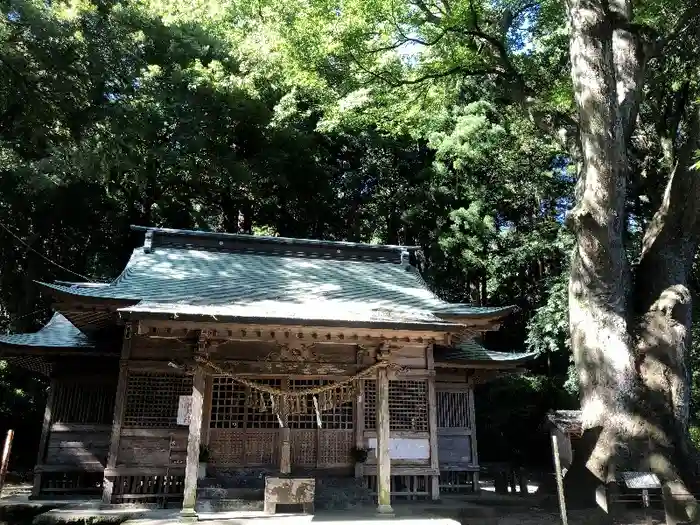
[0,0,653,469]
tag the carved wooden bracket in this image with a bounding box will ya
[263,342,323,362]
[377,340,403,362]
[197,329,213,356]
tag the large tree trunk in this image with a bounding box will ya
[565,0,700,521]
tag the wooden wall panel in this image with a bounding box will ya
[116,431,187,467]
[391,345,427,368]
[129,336,191,361]
[45,429,110,468]
[437,435,473,465]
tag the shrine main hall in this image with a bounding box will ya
[0,226,534,517]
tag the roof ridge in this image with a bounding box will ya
[131,225,421,254]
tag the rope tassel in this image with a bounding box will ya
[313,396,322,429]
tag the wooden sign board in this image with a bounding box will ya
[368,437,430,460]
[177,395,192,426]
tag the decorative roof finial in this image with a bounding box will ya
[400,249,410,268]
[143,230,154,253]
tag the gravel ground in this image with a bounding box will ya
[460,509,664,525]
[1,482,669,525]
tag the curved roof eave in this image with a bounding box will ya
[35,281,139,304]
[434,339,538,368]
[0,313,94,349]
[433,306,516,323]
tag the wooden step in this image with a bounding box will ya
[195,498,265,513]
[196,487,263,500]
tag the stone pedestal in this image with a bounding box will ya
[264,476,315,514]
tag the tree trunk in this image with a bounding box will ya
[566,0,700,521]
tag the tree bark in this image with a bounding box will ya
[566,0,700,521]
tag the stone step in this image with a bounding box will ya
[195,498,265,513]
[197,487,263,500]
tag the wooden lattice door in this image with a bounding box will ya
[288,379,354,469]
[208,377,281,467]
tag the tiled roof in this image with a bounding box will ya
[38,226,515,328]
[0,313,93,348]
[434,339,536,366]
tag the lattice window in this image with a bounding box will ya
[246,379,282,429]
[289,379,321,429]
[210,377,246,429]
[321,380,354,430]
[52,380,115,424]
[364,379,377,430]
[364,379,428,432]
[437,391,470,428]
[288,379,354,430]
[123,373,192,428]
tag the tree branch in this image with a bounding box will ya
[367,31,447,53]
[636,100,700,310]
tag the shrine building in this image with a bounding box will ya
[0,226,535,517]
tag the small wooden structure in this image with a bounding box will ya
[0,226,535,516]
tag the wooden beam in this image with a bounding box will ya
[104,466,185,477]
[129,359,364,376]
[433,362,523,370]
[32,379,55,498]
[376,365,393,515]
[36,464,106,473]
[426,344,440,501]
[181,366,205,519]
[102,325,132,504]
[50,423,111,433]
[137,320,450,345]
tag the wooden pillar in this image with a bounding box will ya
[426,345,440,500]
[181,366,205,520]
[280,377,291,475]
[200,374,213,447]
[32,379,56,498]
[551,431,569,525]
[376,366,393,514]
[467,379,480,492]
[102,325,132,504]
[354,372,365,479]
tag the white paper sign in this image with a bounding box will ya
[177,395,192,426]
[368,438,430,460]
[620,472,661,490]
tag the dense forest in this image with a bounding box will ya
[2,0,700,515]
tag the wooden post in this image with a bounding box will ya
[0,429,14,496]
[426,345,440,500]
[354,376,365,479]
[376,366,393,515]
[102,325,132,504]
[32,380,55,498]
[280,428,291,475]
[280,377,291,475]
[181,366,205,519]
[200,374,213,447]
[467,380,480,492]
[551,431,569,525]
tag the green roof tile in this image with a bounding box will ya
[434,339,537,365]
[0,313,93,349]
[37,227,516,328]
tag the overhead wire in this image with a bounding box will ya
[0,221,95,282]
